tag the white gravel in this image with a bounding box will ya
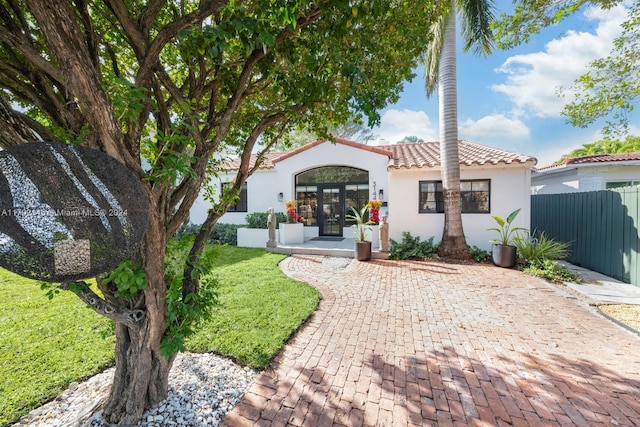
[14,352,258,427]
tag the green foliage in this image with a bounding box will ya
[469,246,490,262]
[174,222,202,238]
[519,259,581,283]
[101,260,147,299]
[488,208,528,246]
[492,0,615,50]
[516,231,579,283]
[556,136,640,163]
[209,223,242,246]
[389,232,439,260]
[185,247,320,369]
[515,232,570,262]
[561,2,639,137]
[245,211,287,229]
[160,238,219,359]
[346,206,373,242]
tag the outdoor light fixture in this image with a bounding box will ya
[379,189,384,200]
[278,192,284,202]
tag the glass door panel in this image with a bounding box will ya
[320,187,342,236]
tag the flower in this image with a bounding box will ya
[285,200,300,223]
[367,200,383,225]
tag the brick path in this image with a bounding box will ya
[222,256,640,426]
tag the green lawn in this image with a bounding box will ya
[0,247,320,427]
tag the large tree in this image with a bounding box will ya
[0,0,444,423]
[422,0,495,258]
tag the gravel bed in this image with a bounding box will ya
[14,352,258,427]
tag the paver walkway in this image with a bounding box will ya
[222,256,640,426]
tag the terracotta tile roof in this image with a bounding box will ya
[219,139,536,171]
[272,137,394,164]
[534,151,640,172]
[218,152,283,171]
[383,140,537,169]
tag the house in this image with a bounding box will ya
[531,152,640,194]
[190,138,537,251]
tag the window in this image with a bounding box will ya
[419,179,490,213]
[223,182,248,212]
[606,180,640,189]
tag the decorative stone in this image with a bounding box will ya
[0,141,149,282]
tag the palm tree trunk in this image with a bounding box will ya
[438,0,470,258]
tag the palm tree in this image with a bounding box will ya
[423,0,495,258]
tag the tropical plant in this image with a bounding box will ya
[422,0,495,258]
[469,246,490,262]
[488,208,528,246]
[389,232,439,260]
[515,231,570,261]
[347,206,374,242]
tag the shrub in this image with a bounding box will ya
[469,246,490,262]
[520,259,581,283]
[174,222,201,238]
[245,211,287,229]
[515,231,570,262]
[209,223,242,246]
[389,232,439,260]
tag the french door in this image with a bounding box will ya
[319,186,342,236]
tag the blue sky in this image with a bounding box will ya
[371,1,638,167]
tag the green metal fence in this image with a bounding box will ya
[531,188,640,287]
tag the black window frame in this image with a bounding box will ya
[419,179,491,214]
[223,182,248,212]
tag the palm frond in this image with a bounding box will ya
[458,0,496,56]
[422,8,453,98]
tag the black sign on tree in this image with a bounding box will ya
[0,141,149,283]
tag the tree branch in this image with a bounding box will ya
[63,281,145,329]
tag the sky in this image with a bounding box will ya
[370,1,638,168]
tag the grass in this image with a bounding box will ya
[0,246,320,427]
[0,271,115,427]
[186,247,321,368]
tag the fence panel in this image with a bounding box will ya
[531,188,640,287]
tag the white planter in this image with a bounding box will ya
[279,223,304,244]
[370,225,379,249]
[237,228,278,248]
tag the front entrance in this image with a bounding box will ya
[295,166,370,238]
[319,186,342,236]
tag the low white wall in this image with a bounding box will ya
[237,228,277,248]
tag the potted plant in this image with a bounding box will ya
[347,205,373,261]
[487,208,527,268]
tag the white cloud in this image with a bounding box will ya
[492,4,629,118]
[459,114,530,139]
[372,109,438,144]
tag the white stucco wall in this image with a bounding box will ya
[387,164,532,252]
[189,141,390,225]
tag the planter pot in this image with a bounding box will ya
[279,222,304,244]
[492,244,517,268]
[355,240,372,261]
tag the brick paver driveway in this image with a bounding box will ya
[223,256,640,426]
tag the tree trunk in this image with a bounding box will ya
[438,0,470,259]
[102,196,175,424]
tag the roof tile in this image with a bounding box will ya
[383,140,536,169]
[219,139,536,171]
